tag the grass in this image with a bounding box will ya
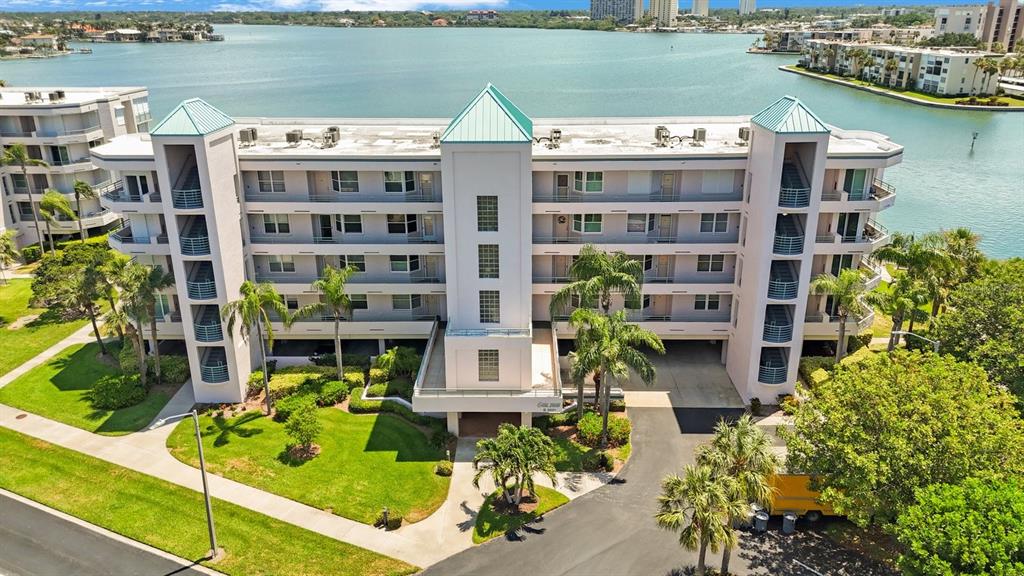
[473,485,569,543]
[167,408,450,525]
[869,279,934,339]
[0,279,94,377]
[785,65,1024,108]
[0,342,174,436]
[0,427,416,576]
[550,436,631,473]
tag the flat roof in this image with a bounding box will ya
[805,39,1000,57]
[0,86,147,107]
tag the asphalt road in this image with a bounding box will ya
[0,492,208,576]
[423,407,895,576]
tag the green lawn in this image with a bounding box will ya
[0,427,416,576]
[0,342,174,436]
[167,408,450,525]
[473,486,569,543]
[0,279,94,377]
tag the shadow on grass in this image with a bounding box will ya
[362,412,443,463]
[24,309,76,329]
[47,344,116,393]
[276,445,314,467]
[203,412,265,447]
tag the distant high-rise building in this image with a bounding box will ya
[980,0,1023,50]
[634,0,645,23]
[934,5,986,37]
[651,0,679,26]
[739,0,756,15]
[692,0,709,17]
[591,0,639,23]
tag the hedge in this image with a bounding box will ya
[799,347,877,387]
[90,375,146,410]
[267,366,336,400]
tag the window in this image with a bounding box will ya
[384,171,415,193]
[478,350,499,381]
[262,214,290,234]
[573,171,603,193]
[697,255,725,272]
[572,214,603,233]
[268,255,295,273]
[843,169,868,198]
[392,294,421,310]
[336,214,362,234]
[478,244,499,278]
[114,107,125,126]
[339,255,366,272]
[154,294,170,318]
[479,290,500,323]
[695,294,720,311]
[625,294,651,309]
[331,171,359,193]
[10,173,27,190]
[643,255,653,271]
[477,196,498,231]
[350,294,368,310]
[257,170,285,193]
[700,213,729,233]
[390,255,420,272]
[125,174,149,198]
[285,297,299,311]
[387,214,418,234]
[627,213,655,233]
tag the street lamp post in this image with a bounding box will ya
[891,330,940,352]
[151,409,219,559]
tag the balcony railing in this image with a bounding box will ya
[180,235,211,256]
[186,278,217,300]
[763,321,794,343]
[758,363,788,385]
[773,234,804,255]
[200,362,229,383]
[194,321,224,342]
[446,327,531,337]
[255,273,443,284]
[767,278,799,300]
[171,188,203,209]
[248,235,439,246]
[244,191,440,203]
[531,191,744,203]
[778,187,811,208]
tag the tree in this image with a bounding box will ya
[891,476,1024,576]
[285,403,322,456]
[569,309,663,446]
[976,57,1001,94]
[655,464,745,576]
[140,265,174,385]
[117,261,153,388]
[873,231,949,312]
[72,180,97,241]
[100,253,131,343]
[933,227,984,316]
[809,269,871,361]
[0,230,19,284]
[472,423,558,508]
[865,271,928,351]
[222,281,290,414]
[697,415,780,575]
[30,243,111,355]
[39,189,75,253]
[931,259,1024,400]
[301,264,356,381]
[883,57,899,87]
[1,144,48,254]
[784,351,1024,527]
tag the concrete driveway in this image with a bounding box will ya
[621,341,744,409]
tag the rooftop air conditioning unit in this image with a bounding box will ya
[692,128,707,143]
[431,131,440,148]
[24,91,41,103]
[48,90,66,102]
[549,128,562,149]
[738,126,751,144]
[321,130,338,148]
[55,90,66,100]
[239,128,255,146]
[248,127,258,142]
[285,130,303,145]
[655,125,670,147]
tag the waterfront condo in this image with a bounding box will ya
[89,85,899,434]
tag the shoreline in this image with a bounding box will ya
[780,65,1024,112]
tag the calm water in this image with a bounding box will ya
[2,25,1021,257]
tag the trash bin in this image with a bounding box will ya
[753,510,769,533]
[782,512,797,534]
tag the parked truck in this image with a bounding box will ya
[768,474,835,522]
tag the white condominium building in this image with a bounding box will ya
[0,87,150,247]
[93,85,899,434]
[739,0,756,16]
[980,0,1023,50]
[650,0,679,27]
[590,0,642,24]
[934,5,987,37]
[692,0,709,18]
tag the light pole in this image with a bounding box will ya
[151,409,219,559]
[891,330,940,352]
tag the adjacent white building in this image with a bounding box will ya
[692,0,709,17]
[650,0,679,27]
[739,0,756,16]
[0,86,151,248]
[93,85,900,434]
[934,5,987,37]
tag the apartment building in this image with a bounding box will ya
[590,0,643,24]
[739,0,756,16]
[93,85,900,435]
[692,0,709,18]
[934,5,987,37]
[650,0,679,26]
[0,87,151,248]
[804,40,1002,96]
[980,0,1023,49]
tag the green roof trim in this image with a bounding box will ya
[151,98,234,137]
[751,96,830,134]
[441,84,533,144]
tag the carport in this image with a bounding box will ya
[617,340,743,409]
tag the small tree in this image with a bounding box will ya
[30,243,109,355]
[72,180,97,241]
[0,230,19,284]
[39,189,76,253]
[472,423,558,509]
[1,143,48,254]
[222,281,290,414]
[301,264,356,381]
[865,271,929,351]
[809,269,871,361]
[285,403,322,457]
[140,266,174,385]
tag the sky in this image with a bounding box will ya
[0,0,955,13]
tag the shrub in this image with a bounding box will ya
[317,380,348,406]
[366,383,388,398]
[368,367,388,384]
[374,346,420,379]
[274,393,317,423]
[779,394,800,415]
[342,370,365,390]
[119,340,139,375]
[607,415,631,447]
[609,399,626,412]
[90,374,146,410]
[348,386,383,413]
[375,511,403,531]
[430,428,456,450]
[285,403,322,450]
[434,460,453,477]
[267,366,334,399]
[577,411,602,446]
[847,331,873,353]
[749,397,762,416]
[150,355,189,385]
[799,356,835,386]
[247,370,265,396]
[385,379,413,400]
[596,451,615,472]
[20,245,41,264]
[310,353,370,369]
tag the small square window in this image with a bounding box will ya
[573,171,603,193]
[268,255,295,273]
[285,297,299,311]
[390,255,420,273]
[331,171,359,193]
[339,255,366,272]
[477,196,498,232]
[627,213,653,233]
[643,255,653,271]
[478,244,499,279]
[336,214,362,234]
[387,214,418,234]
[350,294,368,310]
[385,171,416,193]
[257,170,285,193]
[572,214,602,233]
[262,214,290,234]
[478,349,499,381]
[699,213,729,234]
[479,290,500,323]
[695,294,720,310]
[392,294,422,310]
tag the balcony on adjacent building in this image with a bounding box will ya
[194,305,224,342]
[199,348,229,384]
[108,225,169,252]
[763,305,793,343]
[773,214,804,255]
[758,347,788,385]
[778,162,810,208]
[180,218,211,256]
[186,262,217,300]
[767,261,799,300]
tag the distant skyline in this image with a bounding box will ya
[1,0,962,13]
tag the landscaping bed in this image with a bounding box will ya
[473,485,569,544]
[535,408,632,473]
[0,279,94,377]
[0,426,416,576]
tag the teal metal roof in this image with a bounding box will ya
[441,84,532,144]
[751,96,830,134]
[151,98,234,137]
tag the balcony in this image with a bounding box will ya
[255,272,443,285]
[804,308,875,337]
[758,348,788,385]
[249,234,440,246]
[763,305,793,343]
[531,191,744,203]
[171,187,203,209]
[180,219,210,256]
[200,348,229,384]
[779,163,810,208]
[194,306,224,342]
[244,191,441,203]
[186,263,217,300]
[108,226,170,253]
[47,209,120,232]
[767,261,799,300]
[773,215,804,256]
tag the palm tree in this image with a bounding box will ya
[72,180,97,241]
[117,262,153,387]
[976,57,1001,95]
[222,281,290,414]
[472,423,558,508]
[141,266,174,385]
[874,232,949,313]
[2,144,49,254]
[884,57,899,87]
[550,245,643,316]
[934,227,983,315]
[569,309,664,446]
[101,254,131,343]
[300,264,357,380]
[809,269,871,362]
[0,230,19,285]
[697,416,781,575]
[39,189,75,253]
[655,464,745,576]
[865,271,928,351]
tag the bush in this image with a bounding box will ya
[779,394,800,415]
[317,380,348,406]
[267,366,335,400]
[847,331,873,353]
[348,386,383,414]
[247,370,265,396]
[434,460,453,476]
[90,374,146,410]
[366,383,388,398]
[343,370,365,390]
[799,356,836,386]
[310,353,370,369]
[609,399,626,412]
[285,403,322,450]
[274,393,317,423]
[749,397,762,416]
[577,411,602,446]
[596,451,615,472]
[375,510,403,531]
[607,415,631,447]
[119,340,139,375]
[430,428,456,450]
[149,355,189,385]
[374,346,420,379]
[20,245,41,264]
[368,367,388,385]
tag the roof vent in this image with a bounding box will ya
[655,126,670,147]
[690,128,707,146]
[549,128,562,149]
[48,91,65,102]
[430,131,440,148]
[738,126,751,145]
[285,129,303,145]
